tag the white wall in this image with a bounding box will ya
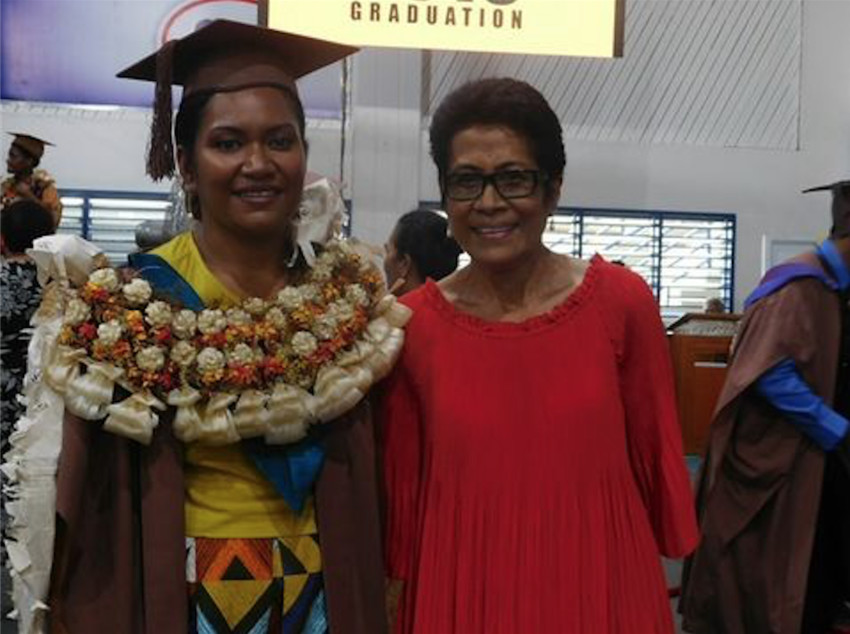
[3,0,849,308]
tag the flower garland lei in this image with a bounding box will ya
[45,240,411,445]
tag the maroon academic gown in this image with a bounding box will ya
[48,401,387,634]
[680,252,845,633]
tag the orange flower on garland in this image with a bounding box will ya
[55,240,394,403]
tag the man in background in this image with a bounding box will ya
[681,181,850,633]
[1,132,62,227]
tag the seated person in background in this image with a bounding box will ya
[704,297,726,313]
[383,209,462,295]
[0,199,55,456]
[2,134,63,228]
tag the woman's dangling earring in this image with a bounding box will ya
[183,190,201,221]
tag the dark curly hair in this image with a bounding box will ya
[1,199,55,253]
[394,209,462,281]
[429,78,566,200]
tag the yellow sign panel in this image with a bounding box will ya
[265,0,624,58]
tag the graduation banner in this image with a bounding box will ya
[0,0,344,116]
[265,0,624,58]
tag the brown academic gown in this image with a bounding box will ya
[47,401,387,634]
[680,252,843,633]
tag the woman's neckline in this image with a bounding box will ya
[422,254,603,335]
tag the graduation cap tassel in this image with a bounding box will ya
[147,39,177,181]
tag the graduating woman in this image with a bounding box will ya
[6,20,409,634]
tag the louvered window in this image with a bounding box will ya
[657,215,735,313]
[57,191,171,264]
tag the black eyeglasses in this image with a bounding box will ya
[444,170,546,202]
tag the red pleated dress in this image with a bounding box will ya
[381,256,699,634]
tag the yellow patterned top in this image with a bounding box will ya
[153,232,317,538]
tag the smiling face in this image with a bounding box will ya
[177,86,307,244]
[444,124,561,269]
[6,143,35,176]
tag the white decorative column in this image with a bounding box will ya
[348,48,423,245]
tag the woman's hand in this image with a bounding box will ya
[385,577,404,632]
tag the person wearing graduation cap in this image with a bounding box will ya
[2,133,63,227]
[681,182,850,633]
[15,19,410,634]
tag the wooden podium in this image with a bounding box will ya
[668,314,741,455]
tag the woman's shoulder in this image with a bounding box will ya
[589,257,663,354]
[149,231,195,262]
[396,281,441,315]
[593,257,657,308]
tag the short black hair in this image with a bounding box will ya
[1,199,55,253]
[429,78,566,198]
[394,209,462,281]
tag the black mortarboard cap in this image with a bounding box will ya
[8,133,54,160]
[802,180,850,239]
[117,20,357,181]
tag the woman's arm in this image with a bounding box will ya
[376,362,422,632]
[611,271,700,558]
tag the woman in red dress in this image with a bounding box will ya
[381,78,699,633]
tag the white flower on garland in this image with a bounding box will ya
[243,297,268,316]
[291,331,318,357]
[170,341,197,367]
[299,284,320,303]
[64,298,91,325]
[328,299,354,322]
[136,346,165,372]
[317,249,337,267]
[226,308,251,327]
[145,301,173,328]
[198,309,226,335]
[96,319,124,346]
[89,268,120,291]
[197,347,225,372]
[122,278,153,306]
[312,260,334,282]
[227,343,254,366]
[345,283,370,308]
[265,307,287,329]
[313,313,339,340]
[172,310,198,339]
[276,287,303,311]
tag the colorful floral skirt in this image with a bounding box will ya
[187,536,326,633]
